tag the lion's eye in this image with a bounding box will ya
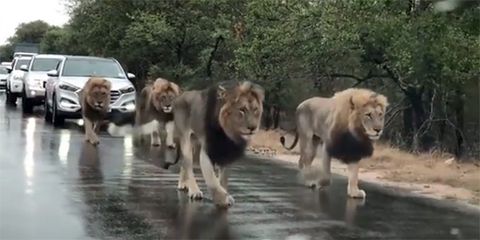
[366,113,372,118]
[240,107,247,113]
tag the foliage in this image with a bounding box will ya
[0,0,478,157]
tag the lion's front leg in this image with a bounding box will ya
[347,162,366,198]
[199,149,234,208]
[150,130,161,146]
[165,121,176,149]
[319,144,332,187]
[178,135,203,199]
[84,117,99,146]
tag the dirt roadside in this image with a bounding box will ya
[248,130,480,206]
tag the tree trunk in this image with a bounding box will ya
[406,88,427,151]
[454,89,465,158]
[273,106,280,129]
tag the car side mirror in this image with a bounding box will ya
[127,73,136,79]
[6,66,12,74]
[20,65,29,72]
[47,69,59,77]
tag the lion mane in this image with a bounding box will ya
[81,77,112,145]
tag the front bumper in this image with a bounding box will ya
[0,80,6,90]
[24,84,46,100]
[57,108,135,123]
[9,79,23,93]
[55,89,136,122]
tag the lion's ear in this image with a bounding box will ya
[217,85,228,100]
[169,82,181,95]
[349,96,355,110]
[376,94,389,108]
[250,83,265,103]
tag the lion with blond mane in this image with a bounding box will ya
[81,77,112,146]
[174,81,264,207]
[280,88,388,198]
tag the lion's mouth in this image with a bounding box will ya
[162,106,172,113]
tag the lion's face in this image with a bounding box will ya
[358,104,386,140]
[151,79,181,113]
[86,78,111,111]
[219,82,264,140]
[152,89,178,113]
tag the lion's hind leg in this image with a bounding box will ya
[299,134,321,188]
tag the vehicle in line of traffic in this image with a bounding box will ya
[13,52,37,59]
[45,55,137,126]
[1,62,12,67]
[5,56,32,105]
[19,54,65,113]
[0,66,8,90]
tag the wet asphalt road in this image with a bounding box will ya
[0,94,479,240]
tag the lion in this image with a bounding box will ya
[280,88,388,198]
[107,78,181,149]
[174,81,264,208]
[135,78,181,147]
[80,77,111,146]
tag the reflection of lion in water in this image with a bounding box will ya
[135,78,181,147]
[81,77,111,146]
[281,88,388,198]
[174,81,264,208]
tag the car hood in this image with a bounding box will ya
[0,74,7,80]
[26,71,50,81]
[59,77,134,91]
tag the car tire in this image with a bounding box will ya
[6,86,16,106]
[22,89,33,113]
[44,94,52,122]
[52,95,65,127]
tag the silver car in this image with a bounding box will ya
[20,54,65,113]
[5,56,32,105]
[45,56,136,126]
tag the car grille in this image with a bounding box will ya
[110,90,121,104]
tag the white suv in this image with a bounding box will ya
[20,54,65,113]
[5,56,32,105]
[45,56,136,126]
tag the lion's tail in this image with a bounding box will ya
[280,130,299,150]
[107,120,159,137]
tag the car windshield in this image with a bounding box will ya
[14,59,31,70]
[0,67,7,74]
[31,58,61,72]
[62,58,125,78]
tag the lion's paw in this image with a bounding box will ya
[188,189,204,200]
[212,188,234,208]
[177,181,188,191]
[86,137,99,146]
[348,189,366,199]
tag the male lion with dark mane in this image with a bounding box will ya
[174,81,264,207]
[80,77,111,146]
[280,88,388,198]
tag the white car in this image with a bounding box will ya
[19,54,65,113]
[45,55,136,126]
[5,56,32,105]
[0,66,8,91]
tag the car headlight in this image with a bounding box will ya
[59,83,79,92]
[119,86,135,94]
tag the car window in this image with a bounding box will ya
[31,58,62,71]
[62,58,125,78]
[0,67,7,74]
[14,59,31,70]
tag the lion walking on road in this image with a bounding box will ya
[281,88,388,198]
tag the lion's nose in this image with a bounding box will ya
[248,126,256,132]
[373,128,382,133]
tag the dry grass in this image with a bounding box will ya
[251,130,480,204]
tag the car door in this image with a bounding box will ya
[45,59,63,107]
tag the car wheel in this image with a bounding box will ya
[52,95,65,127]
[6,86,16,105]
[22,89,33,113]
[44,94,52,122]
